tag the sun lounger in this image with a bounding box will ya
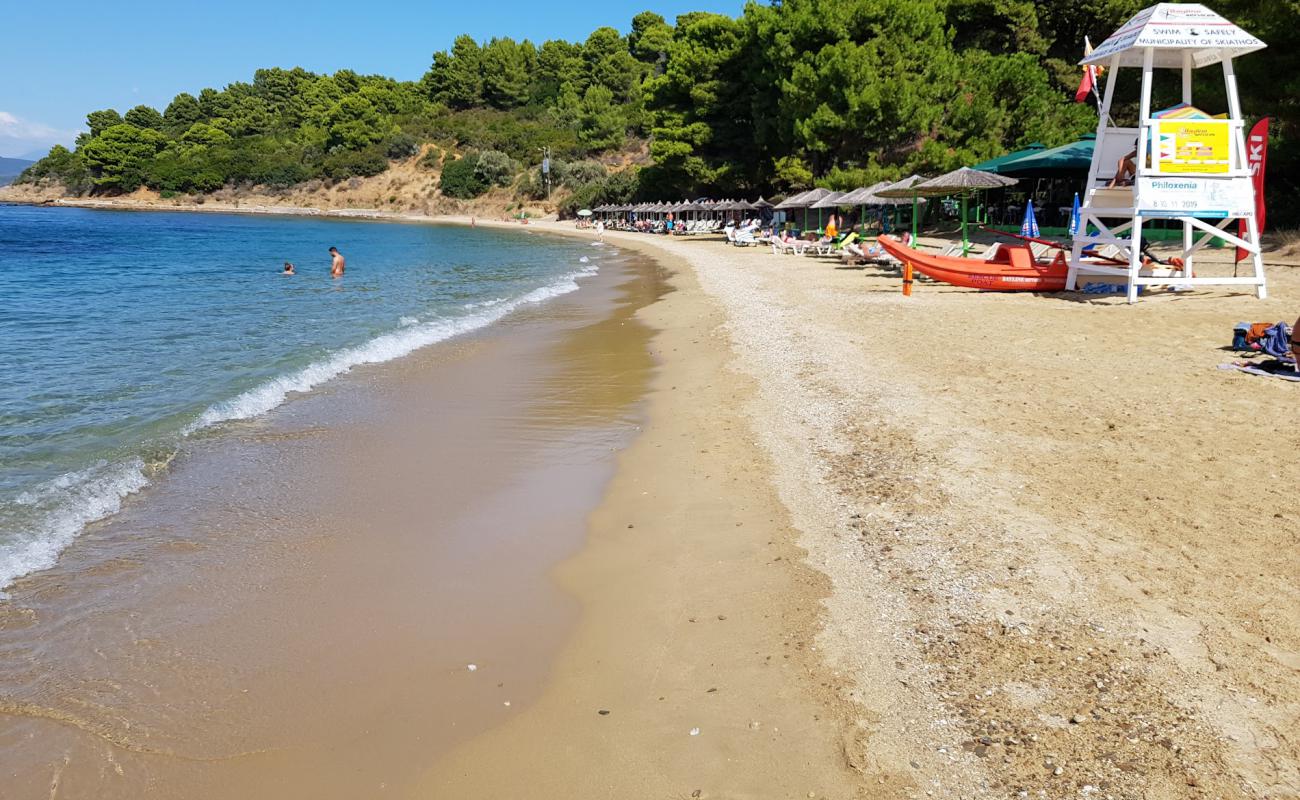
[772,239,810,255]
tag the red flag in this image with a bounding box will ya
[1236,117,1269,263]
[1074,68,1095,103]
[1075,38,1099,103]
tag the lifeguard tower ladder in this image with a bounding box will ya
[1067,3,1267,303]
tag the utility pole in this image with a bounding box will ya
[541,147,551,198]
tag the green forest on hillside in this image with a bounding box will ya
[18,0,1300,222]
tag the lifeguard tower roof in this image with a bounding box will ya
[1081,3,1265,70]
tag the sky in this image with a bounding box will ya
[0,0,746,159]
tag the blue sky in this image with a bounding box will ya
[0,0,746,158]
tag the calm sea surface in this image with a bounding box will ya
[0,205,599,592]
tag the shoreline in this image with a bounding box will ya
[4,198,1298,797]
[0,229,672,797]
[416,230,865,798]
[416,219,1300,797]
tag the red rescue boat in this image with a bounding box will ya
[877,234,1070,292]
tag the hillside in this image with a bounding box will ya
[0,145,574,220]
[7,1,1298,223]
[0,157,34,186]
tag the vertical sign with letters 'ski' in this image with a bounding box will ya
[1236,118,1269,262]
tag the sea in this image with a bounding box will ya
[0,204,601,595]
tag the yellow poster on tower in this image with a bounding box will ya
[1154,120,1231,175]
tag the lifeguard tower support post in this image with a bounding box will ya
[1067,3,1267,303]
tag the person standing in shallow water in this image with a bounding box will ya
[329,247,345,278]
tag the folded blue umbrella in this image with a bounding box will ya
[1068,193,1082,238]
[1020,199,1040,239]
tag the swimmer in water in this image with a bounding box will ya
[329,247,345,278]
[283,262,295,275]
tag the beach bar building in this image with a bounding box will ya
[1068,3,1267,303]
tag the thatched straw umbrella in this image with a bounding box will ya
[775,188,835,232]
[913,168,1017,254]
[809,191,850,233]
[873,175,934,246]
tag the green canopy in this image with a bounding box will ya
[971,143,1046,174]
[999,135,1095,178]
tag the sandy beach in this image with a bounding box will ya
[415,218,1299,799]
[5,1,1297,795]
[1,198,1296,798]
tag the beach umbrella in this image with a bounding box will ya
[577,209,593,217]
[774,188,833,231]
[797,188,836,231]
[809,191,847,208]
[1068,193,1082,238]
[971,143,1047,174]
[1019,200,1039,239]
[873,175,932,247]
[748,197,774,224]
[914,168,1017,255]
[840,183,895,234]
[834,187,870,233]
[809,191,848,232]
[999,136,1095,179]
[772,189,812,210]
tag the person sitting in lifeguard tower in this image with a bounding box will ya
[1108,138,1139,187]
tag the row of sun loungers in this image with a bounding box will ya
[604,218,726,235]
[596,215,906,268]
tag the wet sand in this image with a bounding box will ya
[489,223,1298,800]
[0,243,668,797]
[416,238,862,798]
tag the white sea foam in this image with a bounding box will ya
[0,459,149,596]
[189,263,597,431]
[1,262,599,595]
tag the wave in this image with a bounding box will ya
[0,459,149,596]
[0,262,599,595]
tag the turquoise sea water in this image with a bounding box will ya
[0,205,600,592]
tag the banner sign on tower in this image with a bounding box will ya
[1152,120,1231,174]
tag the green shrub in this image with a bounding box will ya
[473,149,518,186]
[254,161,312,188]
[563,159,607,188]
[419,147,444,170]
[386,131,419,159]
[18,145,92,193]
[557,167,638,218]
[439,154,488,198]
[322,147,388,180]
[518,168,548,200]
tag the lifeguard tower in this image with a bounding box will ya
[1067,3,1267,303]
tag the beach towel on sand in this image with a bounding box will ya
[1217,360,1300,382]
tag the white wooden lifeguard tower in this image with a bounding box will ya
[1067,3,1267,303]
